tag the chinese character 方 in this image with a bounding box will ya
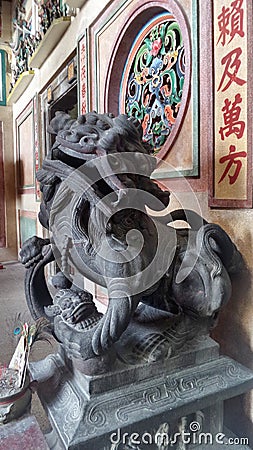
[218,144,247,184]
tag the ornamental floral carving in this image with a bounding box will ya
[121,13,186,154]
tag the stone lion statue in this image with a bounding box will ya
[20,111,243,365]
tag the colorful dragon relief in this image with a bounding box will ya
[121,13,187,154]
[20,111,243,371]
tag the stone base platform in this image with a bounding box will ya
[29,337,253,449]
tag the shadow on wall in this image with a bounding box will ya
[212,262,253,445]
[17,159,24,189]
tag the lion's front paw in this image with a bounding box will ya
[20,236,50,268]
[91,296,138,355]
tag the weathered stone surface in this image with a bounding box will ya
[20,112,244,363]
[29,340,253,450]
[20,111,252,448]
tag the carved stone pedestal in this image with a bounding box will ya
[29,336,253,450]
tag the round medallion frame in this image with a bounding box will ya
[105,0,191,161]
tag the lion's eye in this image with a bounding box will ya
[79,133,98,147]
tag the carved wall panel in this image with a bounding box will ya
[120,12,189,158]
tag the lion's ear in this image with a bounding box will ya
[47,111,72,135]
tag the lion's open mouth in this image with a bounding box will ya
[44,288,103,332]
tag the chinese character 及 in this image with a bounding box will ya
[218,47,246,92]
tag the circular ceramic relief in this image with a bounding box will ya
[120,12,190,156]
